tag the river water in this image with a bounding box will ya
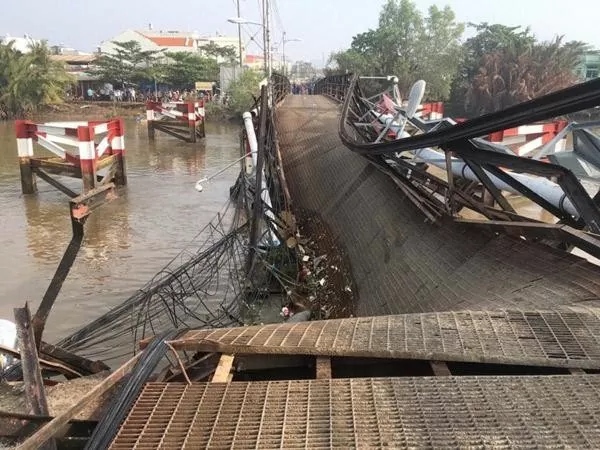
[0,119,241,343]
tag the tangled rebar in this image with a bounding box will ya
[55,77,298,364]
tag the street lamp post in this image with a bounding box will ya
[227,16,267,74]
[282,32,301,77]
[227,0,278,103]
[236,0,242,68]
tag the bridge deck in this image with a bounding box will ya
[110,376,600,449]
[164,307,600,369]
[103,94,600,450]
[275,95,600,315]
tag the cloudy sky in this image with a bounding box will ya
[1,0,599,66]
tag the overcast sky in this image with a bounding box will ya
[2,0,599,66]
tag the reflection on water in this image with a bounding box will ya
[0,119,241,342]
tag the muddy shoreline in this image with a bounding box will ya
[14,101,238,123]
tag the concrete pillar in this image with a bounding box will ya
[196,101,206,138]
[77,125,96,193]
[146,102,156,140]
[15,120,37,194]
[187,102,197,143]
[111,118,127,186]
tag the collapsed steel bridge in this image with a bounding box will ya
[16,75,600,449]
[315,74,600,260]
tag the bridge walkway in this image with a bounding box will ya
[275,94,600,315]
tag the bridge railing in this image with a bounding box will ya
[272,73,291,105]
[314,74,353,102]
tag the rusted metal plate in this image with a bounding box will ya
[160,307,600,369]
[110,376,600,449]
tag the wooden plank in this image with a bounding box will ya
[40,342,109,376]
[430,360,452,376]
[16,353,140,450]
[0,344,82,378]
[96,154,116,171]
[315,356,331,379]
[569,368,586,375]
[14,304,57,450]
[31,167,78,198]
[211,354,234,383]
[14,306,51,417]
[30,159,81,178]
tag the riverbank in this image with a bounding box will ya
[25,101,241,123]
[30,102,145,122]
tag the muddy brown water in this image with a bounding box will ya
[0,119,241,343]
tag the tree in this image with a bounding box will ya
[447,23,535,115]
[0,41,73,118]
[455,24,589,116]
[328,0,464,99]
[291,61,317,80]
[226,70,263,117]
[199,42,237,64]
[160,52,220,88]
[91,40,162,87]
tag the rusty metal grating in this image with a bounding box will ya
[166,307,600,369]
[110,376,600,449]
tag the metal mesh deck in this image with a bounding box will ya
[166,307,600,369]
[110,376,600,449]
[275,95,600,316]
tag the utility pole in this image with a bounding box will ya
[262,0,268,75]
[282,31,286,77]
[236,0,242,68]
[261,0,272,102]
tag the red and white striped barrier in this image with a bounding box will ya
[146,100,205,124]
[146,100,205,142]
[487,121,568,157]
[416,102,444,121]
[15,119,126,194]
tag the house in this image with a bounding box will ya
[99,29,243,64]
[49,54,100,98]
[1,33,41,53]
[244,54,265,71]
[579,52,600,81]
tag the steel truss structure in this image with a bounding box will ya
[315,74,600,259]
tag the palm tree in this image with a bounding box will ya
[465,36,587,115]
[0,40,73,118]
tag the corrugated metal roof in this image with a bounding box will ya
[50,54,96,63]
[139,34,194,47]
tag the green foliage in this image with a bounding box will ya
[161,52,219,88]
[452,24,590,116]
[291,61,317,80]
[226,70,263,117]
[0,41,73,118]
[92,41,226,89]
[200,42,237,64]
[91,40,163,86]
[328,0,464,99]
